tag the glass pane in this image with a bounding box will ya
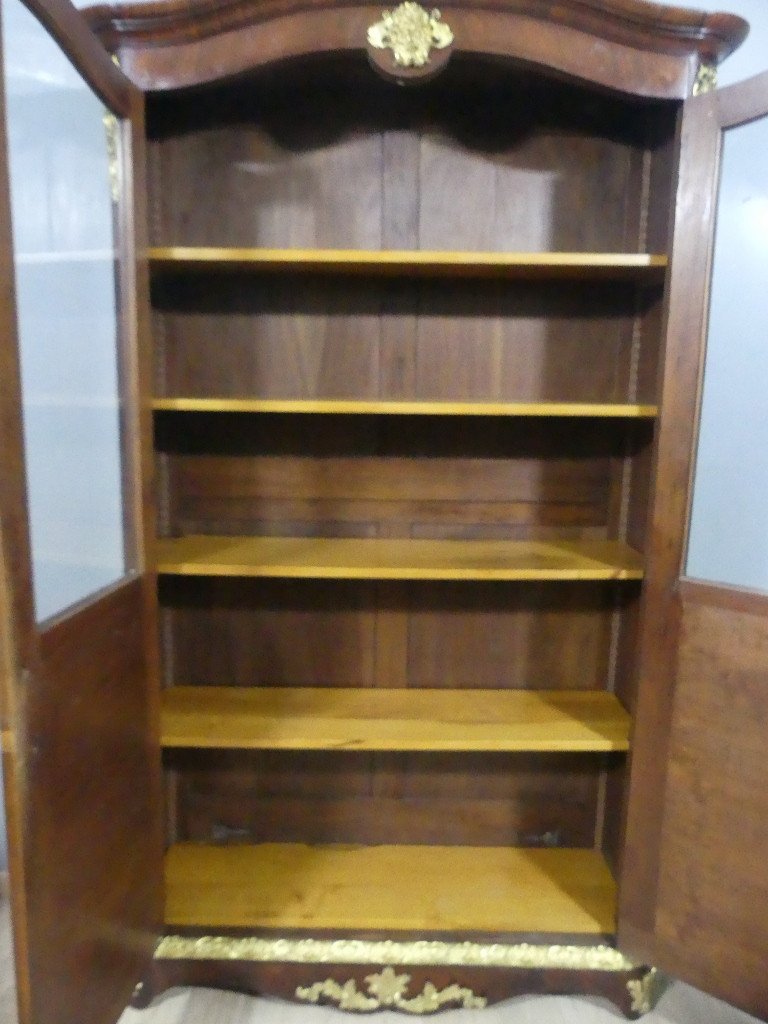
[2,0,127,622]
[686,113,768,591]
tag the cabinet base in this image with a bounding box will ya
[134,936,661,1018]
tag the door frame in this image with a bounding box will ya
[618,68,768,1005]
[0,0,162,1020]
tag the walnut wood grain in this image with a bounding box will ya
[152,276,657,406]
[159,578,633,693]
[25,583,161,1024]
[144,64,669,253]
[155,414,649,548]
[169,747,612,847]
[649,587,768,1020]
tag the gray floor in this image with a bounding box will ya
[0,891,16,1024]
[0,892,762,1024]
[116,979,764,1024]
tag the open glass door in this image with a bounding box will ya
[0,0,162,1021]
[619,70,768,1020]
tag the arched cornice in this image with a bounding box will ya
[82,0,749,98]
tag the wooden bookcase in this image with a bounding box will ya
[139,37,673,1013]
[5,1,768,1023]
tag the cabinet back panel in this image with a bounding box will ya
[162,455,612,539]
[153,277,662,405]
[159,579,637,692]
[147,56,669,256]
[167,748,620,847]
[157,414,653,543]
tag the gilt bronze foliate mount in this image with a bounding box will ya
[296,967,486,1013]
[367,1,454,81]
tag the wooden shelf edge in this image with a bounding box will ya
[149,246,667,279]
[155,536,645,582]
[152,397,658,418]
[160,686,631,753]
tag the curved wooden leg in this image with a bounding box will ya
[623,967,666,1019]
[130,969,158,1011]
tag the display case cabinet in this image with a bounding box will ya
[2,0,768,1022]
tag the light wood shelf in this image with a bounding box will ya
[160,687,631,752]
[152,397,658,418]
[164,842,617,934]
[156,535,644,582]
[149,246,667,281]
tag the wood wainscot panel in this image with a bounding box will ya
[652,583,768,1015]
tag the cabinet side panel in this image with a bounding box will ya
[601,429,659,870]
[643,107,682,258]
[618,94,721,958]
[601,106,680,873]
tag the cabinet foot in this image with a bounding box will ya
[624,967,665,1018]
[130,973,158,1010]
